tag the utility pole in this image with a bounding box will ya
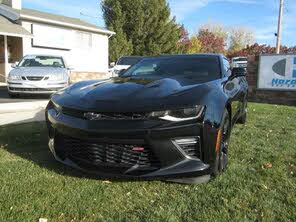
[276,0,284,54]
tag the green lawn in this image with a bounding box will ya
[0,103,295,222]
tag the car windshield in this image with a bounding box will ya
[18,56,65,68]
[121,56,221,80]
[233,58,247,62]
[117,57,142,66]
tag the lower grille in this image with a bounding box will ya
[26,76,43,81]
[9,87,60,92]
[54,134,161,174]
[173,137,202,159]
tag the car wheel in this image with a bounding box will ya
[213,110,231,176]
[237,101,247,124]
[237,112,247,124]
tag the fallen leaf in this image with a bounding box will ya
[102,180,112,184]
[262,163,273,169]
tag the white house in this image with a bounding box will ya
[0,0,115,82]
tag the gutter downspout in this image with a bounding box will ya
[108,33,114,39]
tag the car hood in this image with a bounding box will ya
[54,76,218,112]
[9,67,67,76]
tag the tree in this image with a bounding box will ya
[199,22,228,43]
[101,0,133,62]
[177,25,191,54]
[102,0,181,60]
[187,36,202,54]
[227,43,296,58]
[229,27,255,51]
[197,29,225,53]
[109,28,133,63]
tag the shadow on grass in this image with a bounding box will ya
[0,121,154,183]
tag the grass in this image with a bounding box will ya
[0,103,295,222]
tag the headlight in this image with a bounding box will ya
[8,74,21,81]
[149,106,205,122]
[49,74,63,81]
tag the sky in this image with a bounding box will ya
[22,0,296,47]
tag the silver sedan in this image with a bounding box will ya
[7,55,70,97]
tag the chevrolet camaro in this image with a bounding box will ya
[46,54,248,184]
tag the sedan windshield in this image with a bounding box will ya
[122,56,221,81]
[18,56,65,68]
[117,57,143,66]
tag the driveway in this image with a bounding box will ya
[0,84,49,125]
[0,85,49,103]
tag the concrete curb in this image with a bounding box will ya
[0,101,49,114]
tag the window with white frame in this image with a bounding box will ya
[75,31,92,49]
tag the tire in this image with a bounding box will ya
[237,100,247,124]
[213,109,231,176]
[237,112,247,124]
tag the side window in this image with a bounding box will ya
[223,58,231,76]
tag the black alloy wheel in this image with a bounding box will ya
[213,110,231,176]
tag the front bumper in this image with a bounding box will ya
[8,81,68,94]
[46,105,212,180]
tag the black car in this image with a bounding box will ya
[46,54,248,184]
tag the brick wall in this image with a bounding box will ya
[69,71,111,83]
[247,56,296,106]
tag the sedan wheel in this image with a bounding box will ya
[214,110,231,175]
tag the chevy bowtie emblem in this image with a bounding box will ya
[84,112,102,120]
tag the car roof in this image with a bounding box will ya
[119,56,144,59]
[24,54,64,58]
[142,53,224,59]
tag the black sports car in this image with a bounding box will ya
[46,54,248,184]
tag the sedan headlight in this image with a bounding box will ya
[49,74,64,81]
[8,74,21,81]
[149,106,205,122]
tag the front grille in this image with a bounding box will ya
[26,76,44,81]
[61,107,149,120]
[54,133,161,174]
[83,112,149,120]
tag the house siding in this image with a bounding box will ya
[21,21,111,79]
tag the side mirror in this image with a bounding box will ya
[11,62,19,68]
[110,62,115,67]
[67,66,74,70]
[231,67,247,78]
